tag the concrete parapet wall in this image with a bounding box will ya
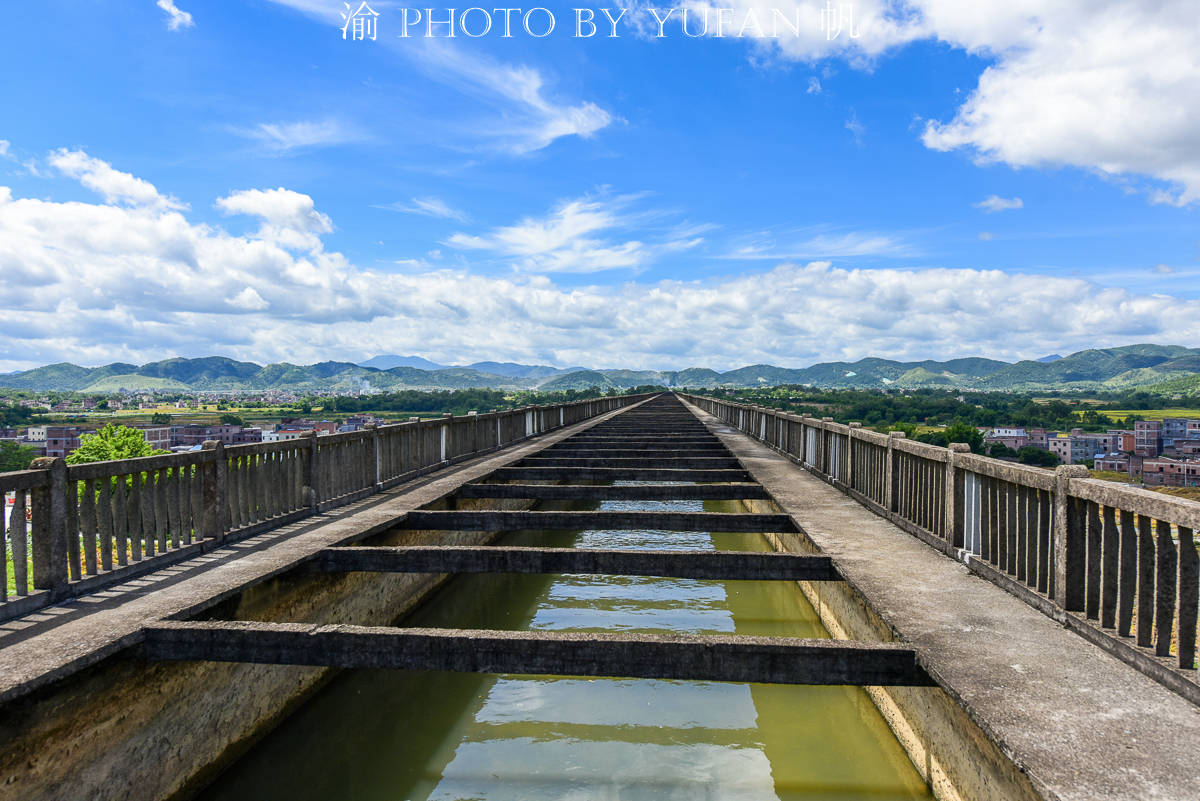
[0,508,525,801]
[736,497,1042,801]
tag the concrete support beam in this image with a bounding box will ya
[394,510,798,533]
[488,467,750,482]
[315,545,840,580]
[515,457,743,469]
[140,621,933,686]
[457,483,771,501]
[539,447,730,456]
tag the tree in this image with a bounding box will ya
[1017,446,1059,468]
[917,422,984,453]
[151,412,172,425]
[220,413,246,426]
[987,442,1018,458]
[66,424,169,464]
[0,441,36,472]
[944,422,985,453]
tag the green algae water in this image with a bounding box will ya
[199,491,933,801]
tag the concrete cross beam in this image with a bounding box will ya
[393,510,799,533]
[456,483,771,500]
[314,545,841,580]
[487,467,751,482]
[140,621,933,686]
[514,457,744,469]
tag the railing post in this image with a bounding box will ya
[946,443,971,548]
[1053,464,1089,610]
[821,418,834,476]
[886,431,905,513]
[301,431,319,511]
[366,423,382,489]
[846,423,861,489]
[29,456,68,593]
[200,440,226,540]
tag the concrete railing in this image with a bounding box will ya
[684,393,1200,699]
[0,394,650,620]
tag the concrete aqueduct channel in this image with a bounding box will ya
[3,394,1195,800]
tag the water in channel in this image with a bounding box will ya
[199,488,933,801]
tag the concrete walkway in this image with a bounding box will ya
[684,400,1200,801]
[0,403,640,706]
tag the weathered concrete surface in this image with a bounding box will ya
[487,466,750,481]
[456,482,771,500]
[682,398,1200,801]
[514,456,743,468]
[141,620,931,685]
[393,509,797,532]
[0,401,646,801]
[316,544,840,580]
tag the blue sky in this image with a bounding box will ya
[1,0,1197,371]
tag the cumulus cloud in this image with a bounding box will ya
[920,1,1200,205]
[48,149,184,210]
[376,196,468,222]
[445,193,702,273]
[156,0,194,31]
[0,140,10,159]
[216,187,334,251]
[974,195,1023,213]
[672,1,1200,204]
[3,155,1200,371]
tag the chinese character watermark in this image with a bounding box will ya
[820,2,859,41]
[341,2,379,41]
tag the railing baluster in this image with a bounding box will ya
[81,479,98,576]
[1117,509,1137,637]
[113,479,128,566]
[1085,501,1102,619]
[1154,519,1177,658]
[1136,515,1155,648]
[11,490,26,595]
[66,477,81,582]
[1100,505,1119,629]
[1177,527,1197,670]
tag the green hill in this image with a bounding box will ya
[82,374,191,392]
[1,344,1197,394]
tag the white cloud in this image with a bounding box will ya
[675,1,1200,205]
[156,0,194,30]
[48,149,184,210]
[918,1,1200,205]
[978,231,994,241]
[255,4,612,155]
[3,157,1200,371]
[376,196,468,222]
[0,140,10,159]
[405,42,615,155]
[216,187,333,251]
[806,77,822,94]
[723,226,917,259]
[445,194,702,273]
[974,195,1023,213]
[232,119,363,152]
[1152,263,1174,274]
[844,113,865,144]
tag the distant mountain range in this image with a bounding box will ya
[2,345,1199,395]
